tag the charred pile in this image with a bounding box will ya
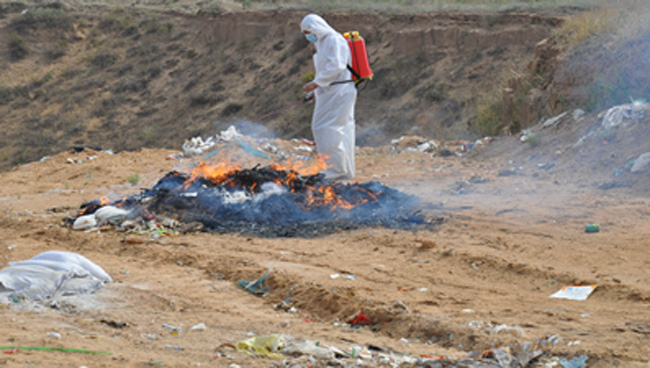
[76,165,430,237]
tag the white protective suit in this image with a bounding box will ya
[301,14,357,180]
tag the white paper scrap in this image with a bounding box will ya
[549,285,597,301]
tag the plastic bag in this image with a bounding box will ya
[0,251,111,301]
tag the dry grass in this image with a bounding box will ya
[553,8,621,46]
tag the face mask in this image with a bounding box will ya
[305,33,318,43]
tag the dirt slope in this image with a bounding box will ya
[0,3,562,172]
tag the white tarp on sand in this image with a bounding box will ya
[0,251,112,301]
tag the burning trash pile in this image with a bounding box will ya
[71,160,429,237]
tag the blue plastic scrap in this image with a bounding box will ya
[560,355,589,368]
[237,140,270,159]
[204,146,229,160]
[238,273,270,296]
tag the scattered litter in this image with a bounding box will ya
[238,272,270,296]
[182,136,215,156]
[350,312,371,325]
[550,285,597,301]
[162,324,182,333]
[283,340,334,360]
[237,140,271,159]
[293,145,313,153]
[493,324,525,337]
[204,146,229,160]
[190,323,207,331]
[236,334,283,358]
[630,152,650,173]
[330,273,340,279]
[100,319,128,329]
[47,331,61,339]
[218,125,243,142]
[73,214,97,230]
[584,223,600,233]
[94,205,129,226]
[0,251,112,301]
[165,345,183,351]
[600,100,648,129]
[559,355,589,368]
[301,138,315,146]
[541,111,569,129]
[7,244,18,250]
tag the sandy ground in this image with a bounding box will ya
[0,123,649,367]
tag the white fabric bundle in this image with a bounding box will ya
[0,251,112,301]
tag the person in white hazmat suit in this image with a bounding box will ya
[301,14,357,180]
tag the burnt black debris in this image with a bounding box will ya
[76,165,431,237]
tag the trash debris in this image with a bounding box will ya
[190,323,207,331]
[283,340,334,360]
[584,223,600,233]
[47,331,62,339]
[218,125,243,142]
[236,334,284,358]
[72,205,130,231]
[162,324,182,333]
[238,272,270,296]
[630,152,650,173]
[330,273,354,280]
[182,136,215,156]
[350,312,371,325]
[94,205,129,226]
[0,251,112,301]
[468,335,560,367]
[204,146,229,160]
[493,324,525,337]
[237,140,271,159]
[560,355,589,368]
[73,214,97,230]
[541,111,569,129]
[100,319,128,329]
[301,138,315,146]
[550,285,597,301]
[600,100,648,129]
[165,345,183,351]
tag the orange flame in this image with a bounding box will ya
[271,154,330,177]
[186,161,241,188]
[168,157,376,211]
[99,196,110,206]
[305,185,355,210]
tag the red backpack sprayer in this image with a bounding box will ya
[251,31,373,124]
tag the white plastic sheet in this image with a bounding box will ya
[0,251,111,301]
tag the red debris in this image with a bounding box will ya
[4,347,19,354]
[301,138,315,146]
[350,312,371,325]
[420,354,443,359]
